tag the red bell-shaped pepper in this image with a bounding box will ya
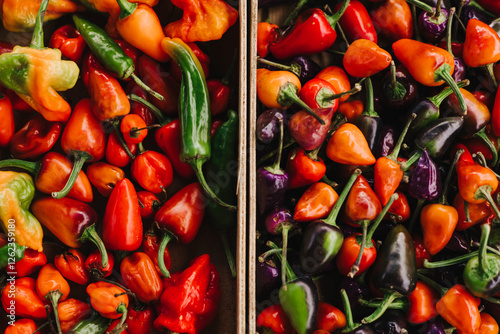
[127,305,156,334]
[48,24,86,63]
[131,150,174,194]
[286,147,326,189]
[463,19,500,68]
[154,254,221,334]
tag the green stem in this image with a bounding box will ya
[366,193,399,241]
[80,224,109,269]
[322,83,362,103]
[157,231,174,278]
[31,322,49,334]
[323,169,361,227]
[387,61,407,101]
[280,83,325,125]
[45,305,56,334]
[128,94,171,125]
[283,0,310,26]
[405,0,434,13]
[474,128,498,167]
[433,0,443,18]
[446,7,456,57]
[358,298,408,310]
[30,0,49,49]
[325,0,351,29]
[336,23,350,48]
[47,290,63,334]
[116,0,137,20]
[427,79,469,107]
[52,151,92,199]
[110,303,128,334]
[479,224,492,273]
[268,240,297,285]
[137,141,145,155]
[476,185,500,220]
[417,273,448,296]
[257,138,296,166]
[411,4,422,42]
[362,78,378,117]
[258,248,283,262]
[349,221,369,278]
[439,149,463,205]
[271,117,284,172]
[361,291,400,324]
[408,199,426,233]
[0,159,38,174]
[340,289,355,330]
[130,73,165,102]
[219,232,236,278]
[423,250,479,268]
[484,64,499,89]
[281,224,292,290]
[435,63,467,115]
[112,121,136,159]
[403,150,422,171]
[388,113,417,162]
[257,57,294,72]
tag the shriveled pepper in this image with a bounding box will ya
[0,171,43,252]
[9,115,61,160]
[1,277,47,319]
[49,24,86,63]
[137,190,161,219]
[154,254,221,334]
[0,0,79,122]
[54,248,90,285]
[57,298,92,334]
[164,0,238,42]
[120,251,163,303]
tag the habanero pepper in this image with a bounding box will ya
[0,93,14,147]
[9,115,61,160]
[269,1,352,59]
[407,281,439,324]
[11,248,47,278]
[57,298,92,334]
[85,249,115,279]
[257,21,279,58]
[4,318,37,334]
[326,123,376,165]
[436,284,482,334]
[299,78,361,110]
[1,277,47,320]
[343,39,392,78]
[86,281,129,333]
[54,248,89,286]
[154,254,221,334]
[0,0,79,123]
[131,149,174,195]
[161,38,236,210]
[48,24,86,63]
[315,66,352,103]
[137,190,161,219]
[120,113,148,145]
[463,19,500,71]
[286,147,326,189]
[314,301,346,333]
[337,100,364,122]
[86,162,125,197]
[120,252,163,303]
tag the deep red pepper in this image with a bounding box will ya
[54,248,90,285]
[256,304,294,334]
[370,0,413,42]
[137,190,161,219]
[11,249,47,277]
[412,232,431,269]
[106,131,137,168]
[142,225,172,276]
[154,254,221,334]
[127,305,155,334]
[463,19,500,68]
[102,178,143,251]
[9,115,62,160]
[492,85,500,137]
[386,190,411,222]
[131,150,174,194]
[48,24,86,63]
[84,249,115,279]
[5,89,34,112]
[286,147,326,189]
[1,277,47,320]
[476,0,500,15]
[0,93,14,148]
[126,81,157,125]
[335,0,377,43]
[207,78,230,116]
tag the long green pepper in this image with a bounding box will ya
[0,242,25,270]
[161,37,237,211]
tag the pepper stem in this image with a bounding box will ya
[323,169,361,227]
[128,94,171,125]
[322,83,362,103]
[433,0,443,18]
[129,73,165,101]
[479,223,492,273]
[0,159,39,174]
[403,150,422,171]
[366,193,399,242]
[446,7,456,57]
[423,250,479,268]
[434,64,467,115]
[464,200,471,222]
[219,232,236,278]
[80,224,109,269]
[52,151,93,199]
[111,121,136,159]
[157,232,174,278]
[349,221,369,278]
[268,240,297,286]
[387,61,407,102]
[280,224,292,289]
[439,149,463,205]
[361,291,400,324]
[417,273,448,296]
[46,290,63,334]
[358,298,408,310]
[258,248,284,262]
[116,0,137,20]
[283,0,310,26]
[30,0,49,49]
[476,185,500,220]
[362,78,378,118]
[473,128,498,167]
[271,117,284,172]
[110,303,128,334]
[405,0,434,13]
[340,289,355,331]
[279,82,325,125]
[388,113,417,162]
[428,79,469,107]
[325,0,351,29]
[257,57,293,73]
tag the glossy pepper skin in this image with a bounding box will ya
[11,248,47,277]
[120,252,163,303]
[1,277,47,319]
[287,147,326,189]
[85,249,115,279]
[293,182,338,222]
[257,21,279,58]
[54,248,90,286]
[57,298,92,333]
[103,178,143,251]
[165,0,238,42]
[4,318,37,334]
[49,24,86,63]
[407,281,439,324]
[463,19,500,68]
[86,162,125,197]
[131,150,174,194]
[0,171,43,252]
[68,315,110,334]
[436,284,481,334]
[370,0,413,42]
[0,93,14,147]
[326,123,376,165]
[335,0,377,43]
[87,281,129,320]
[106,131,137,168]
[142,226,172,275]
[154,254,221,334]
[256,304,294,334]
[343,39,391,78]
[9,115,61,160]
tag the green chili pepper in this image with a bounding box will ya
[0,242,25,270]
[161,37,236,211]
[72,15,164,101]
[68,314,110,334]
[206,109,239,277]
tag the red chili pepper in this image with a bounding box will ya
[286,147,326,189]
[131,150,174,194]
[343,174,382,226]
[436,284,481,334]
[138,54,180,115]
[411,232,431,269]
[335,0,377,43]
[120,252,163,303]
[314,301,346,332]
[0,93,14,147]
[120,113,148,145]
[256,304,294,334]
[54,248,90,285]
[343,39,392,78]
[9,115,61,160]
[48,24,86,63]
[293,182,338,222]
[370,0,413,42]
[315,66,352,103]
[126,305,155,334]
[137,190,161,219]
[154,254,221,334]
[106,131,137,168]
[299,78,353,110]
[257,21,279,58]
[126,81,157,125]
[86,161,125,197]
[1,277,47,320]
[85,249,115,279]
[155,119,195,179]
[142,225,172,277]
[386,190,411,222]
[492,86,500,137]
[4,318,37,334]
[207,78,230,116]
[454,192,491,231]
[463,19,500,68]
[11,249,47,278]
[103,178,143,251]
[407,281,439,324]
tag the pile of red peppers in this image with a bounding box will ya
[0,0,239,333]
[256,0,500,333]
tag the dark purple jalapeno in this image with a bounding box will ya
[409,149,442,201]
[256,109,285,144]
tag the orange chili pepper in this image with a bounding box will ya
[407,281,439,324]
[120,113,148,145]
[4,318,37,334]
[343,39,392,78]
[420,203,458,255]
[344,174,381,225]
[1,277,47,320]
[257,22,279,58]
[436,284,482,334]
[457,162,499,205]
[120,252,163,303]
[86,161,125,197]
[463,19,500,68]
[115,0,169,62]
[315,66,352,103]
[57,298,92,333]
[36,263,70,333]
[293,182,339,222]
[87,281,129,321]
[326,123,376,165]
[337,100,364,122]
[453,192,491,231]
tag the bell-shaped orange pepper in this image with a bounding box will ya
[1,277,47,320]
[326,123,376,165]
[407,281,439,324]
[344,175,381,225]
[343,39,392,78]
[120,252,163,303]
[453,192,491,231]
[420,204,458,255]
[463,19,500,68]
[57,298,92,333]
[293,182,339,222]
[457,161,499,205]
[164,0,238,42]
[337,100,364,122]
[87,281,129,328]
[36,263,70,333]
[436,284,481,334]
[86,162,125,197]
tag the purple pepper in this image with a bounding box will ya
[337,276,371,319]
[256,109,285,144]
[409,149,442,201]
[375,125,397,158]
[291,56,322,85]
[264,206,296,235]
[452,57,467,82]
[461,5,491,26]
[419,6,450,43]
[255,259,280,301]
[422,318,447,334]
[444,231,470,253]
